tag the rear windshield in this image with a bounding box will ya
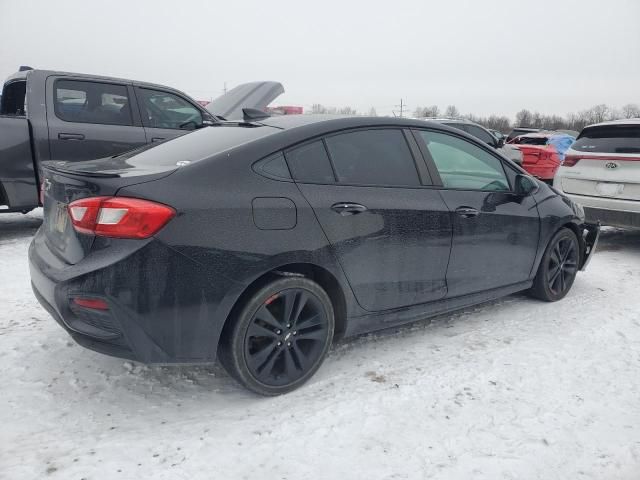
[573,125,640,154]
[127,124,278,166]
[513,136,548,145]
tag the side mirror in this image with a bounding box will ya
[515,174,539,196]
[497,138,505,148]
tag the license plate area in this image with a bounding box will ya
[595,182,624,197]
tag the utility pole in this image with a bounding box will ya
[394,99,406,118]
[223,82,227,94]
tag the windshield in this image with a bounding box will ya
[573,125,640,154]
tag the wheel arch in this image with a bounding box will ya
[218,262,348,355]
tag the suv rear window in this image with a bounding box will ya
[573,125,640,154]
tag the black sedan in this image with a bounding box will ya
[29,115,599,395]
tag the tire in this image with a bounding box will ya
[218,276,335,396]
[528,227,580,302]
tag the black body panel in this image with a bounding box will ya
[29,115,590,365]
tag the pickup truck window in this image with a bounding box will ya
[54,80,133,126]
[0,80,27,116]
[137,88,203,130]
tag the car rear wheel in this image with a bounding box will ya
[219,276,335,396]
[528,227,579,302]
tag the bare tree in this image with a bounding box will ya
[311,104,328,114]
[444,105,460,118]
[414,105,440,118]
[621,103,640,118]
[368,107,378,117]
[338,106,357,115]
[515,109,533,127]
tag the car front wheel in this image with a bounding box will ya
[219,276,335,396]
[529,227,580,302]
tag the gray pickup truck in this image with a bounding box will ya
[0,68,283,212]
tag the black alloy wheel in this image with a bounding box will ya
[547,235,578,296]
[529,227,580,302]
[219,277,334,395]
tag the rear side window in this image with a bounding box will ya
[285,141,335,183]
[54,80,132,126]
[324,129,420,186]
[418,130,509,191]
[0,80,26,115]
[573,125,640,154]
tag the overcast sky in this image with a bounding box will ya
[1,0,638,118]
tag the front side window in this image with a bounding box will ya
[324,129,420,186]
[418,130,509,191]
[137,89,202,130]
[54,80,132,126]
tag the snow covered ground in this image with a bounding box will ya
[1,210,639,480]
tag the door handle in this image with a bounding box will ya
[151,137,165,142]
[331,202,368,216]
[455,206,479,218]
[58,133,85,140]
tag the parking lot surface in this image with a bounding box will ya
[1,211,639,479]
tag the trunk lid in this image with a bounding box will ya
[560,124,640,200]
[560,152,640,201]
[41,150,178,264]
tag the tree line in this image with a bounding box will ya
[413,103,640,133]
[310,102,640,133]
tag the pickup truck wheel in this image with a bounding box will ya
[528,227,579,302]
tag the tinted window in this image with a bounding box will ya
[137,88,202,130]
[255,152,292,180]
[285,141,335,183]
[419,130,509,191]
[573,125,640,154]
[324,129,420,186]
[54,80,132,126]
[0,80,26,115]
[126,124,277,167]
[465,125,496,146]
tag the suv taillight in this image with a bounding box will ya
[563,155,581,167]
[68,197,175,239]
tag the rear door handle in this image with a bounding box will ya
[151,137,165,142]
[58,133,85,140]
[455,206,479,218]
[331,202,368,216]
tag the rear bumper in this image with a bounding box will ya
[562,193,640,229]
[28,229,236,364]
[584,207,640,229]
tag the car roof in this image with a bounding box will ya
[3,68,187,93]
[585,118,640,128]
[259,114,450,131]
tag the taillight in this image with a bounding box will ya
[72,297,109,310]
[68,196,175,239]
[563,155,581,167]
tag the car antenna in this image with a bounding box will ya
[242,108,270,122]
[19,65,34,71]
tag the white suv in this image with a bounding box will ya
[554,119,640,229]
